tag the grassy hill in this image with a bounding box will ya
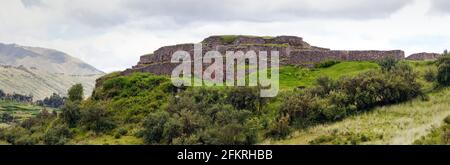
[0,100,55,127]
[278,61,379,89]
[1,60,448,145]
[263,87,450,144]
[262,60,450,145]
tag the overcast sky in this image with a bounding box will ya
[1,0,450,72]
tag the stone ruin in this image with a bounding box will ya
[406,52,441,61]
[122,35,435,75]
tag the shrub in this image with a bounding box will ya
[117,128,128,136]
[436,54,450,86]
[278,62,422,130]
[226,87,258,111]
[143,87,261,145]
[311,76,336,97]
[142,111,170,144]
[199,123,257,145]
[0,113,13,123]
[61,101,81,127]
[43,124,72,145]
[445,115,450,125]
[80,103,115,133]
[377,57,398,71]
[14,135,38,145]
[336,64,422,109]
[266,115,291,139]
[424,68,437,82]
[314,60,340,68]
[0,126,29,144]
[280,93,325,127]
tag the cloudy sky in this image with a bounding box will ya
[1,0,450,72]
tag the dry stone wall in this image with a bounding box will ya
[406,52,441,60]
[124,35,408,75]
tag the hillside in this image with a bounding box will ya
[0,65,100,100]
[0,43,104,100]
[0,43,103,75]
[264,87,450,145]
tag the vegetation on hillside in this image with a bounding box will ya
[414,115,450,145]
[0,55,448,145]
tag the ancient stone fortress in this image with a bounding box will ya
[123,35,438,75]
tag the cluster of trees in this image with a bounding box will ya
[36,93,66,108]
[269,59,424,138]
[0,89,33,102]
[0,83,113,145]
[141,87,266,145]
[0,109,58,145]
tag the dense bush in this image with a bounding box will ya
[280,93,325,127]
[424,68,437,82]
[0,126,31,145]
[314,60,341,68]
[43,124,72,145]
[271,62,423,138]
[266,115,291,139]
[339,67,421,109]
[61,101,81,127]
[445,116,450,125]
[436,53,450,86]
[142,87,262,145]
[80,103,116,133]
[377,57,399,71]
[0,112,14,123]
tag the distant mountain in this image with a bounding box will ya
[0,43,103,75]
[0,43,104,100]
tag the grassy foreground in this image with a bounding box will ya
[278,61,379,89]
[264,87,450,145]
[0,101,54,124]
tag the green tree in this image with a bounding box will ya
[142,111,170,144]
[377,56,398,71]
[43,124,72,145]
[61,101,81,127]
[80,103,115,133]
[68,84,84,102]
[0,89,5,99]
[437,52,450,86]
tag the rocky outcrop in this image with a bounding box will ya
[124,35,406,75]
[406,52,441,60]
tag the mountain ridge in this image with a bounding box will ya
[0,42,104,100]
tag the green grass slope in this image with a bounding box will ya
[0,100,54,126]
[278,61,379,89]
[264,87,450,145]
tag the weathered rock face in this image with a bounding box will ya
[406,52,441,60]
[123,35,406,75]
